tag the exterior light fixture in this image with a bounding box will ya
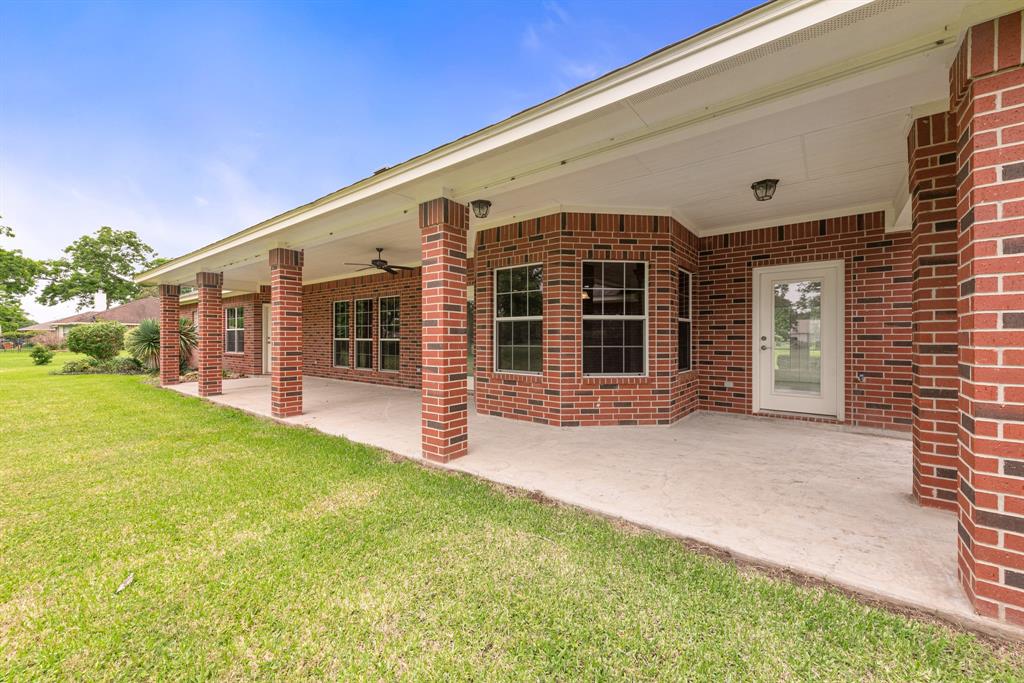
[750,178,779,201]
[470,199,492,219]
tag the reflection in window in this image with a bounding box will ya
[379,296,400,372]
[333,301,350,367]
[355,299,373,369]
[772,280,822,394]
[582,262,646,375]
[678,269,692,372]
[225,306,244,354]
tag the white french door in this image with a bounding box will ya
[753,261,843,418]
[262,303,272,374]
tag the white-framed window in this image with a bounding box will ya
[379,296,400,372]
[582,261,646,375]
[225,306,244,354]
[333,300,350,368]
[494,263,543,374]
[355,299,373,369]
[678,269,692,372]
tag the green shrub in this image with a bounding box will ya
[125,317,197,373]
[66,321,125,361]
[29,345,55,365]
[60,356,144,375]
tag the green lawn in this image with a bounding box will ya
[0,351,1021,681]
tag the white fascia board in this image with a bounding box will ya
[137,0,869,285]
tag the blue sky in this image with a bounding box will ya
[1,0,758,322]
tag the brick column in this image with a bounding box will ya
[908,113,961,510]
[420,197,468,462]
[951,10,1024,624]
[158,284,180,385]
[196,272,224,397]
[269,248,303,417]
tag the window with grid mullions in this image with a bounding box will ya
[494,264,542,373]
[379,296,400,372]
[582,261,646,375]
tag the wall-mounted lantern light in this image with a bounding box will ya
[470,199,492,219]
[750,178,779,202]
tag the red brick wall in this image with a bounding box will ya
[697,211,914,432]
[180,291,266,376]
[474,212,699,426]
[302,268,422,389]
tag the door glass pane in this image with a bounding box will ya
[773,280,822,395]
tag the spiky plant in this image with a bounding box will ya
[125,317,198,373]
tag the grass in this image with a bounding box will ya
[0,351,1021,681]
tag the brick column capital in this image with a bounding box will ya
[158,283,180,298]
[950,10,1024,109]
[269,248,304,269]
[196,271,224,289]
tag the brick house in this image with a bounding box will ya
[139,1,1024,626]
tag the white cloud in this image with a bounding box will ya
[560,61,599,81]
[521,25,541,52]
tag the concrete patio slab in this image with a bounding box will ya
[167,376,1021,639]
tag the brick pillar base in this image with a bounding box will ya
[196,272,224,397]
[158,284,180,385]
[270,248,303,418]
[420,197,468,462]
[908,113,961,510]
[952,10,1024,625]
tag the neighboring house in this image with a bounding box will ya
[20,297,160,341]
[138,2,1024,626]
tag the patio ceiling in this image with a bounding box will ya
[140,0,1019,291]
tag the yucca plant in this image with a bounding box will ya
[126,317,198,373]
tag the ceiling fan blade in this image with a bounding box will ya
[387,265,416,270]
[344,262,373,266]
[354,266,377,272]
[383,266,399,274]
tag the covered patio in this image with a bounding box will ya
[164,375,1005,635]
[141,1,1024,630]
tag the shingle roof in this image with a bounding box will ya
[19,297,160,331]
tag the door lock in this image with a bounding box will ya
[760,344,768,351]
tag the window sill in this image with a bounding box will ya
[580,374,649,384]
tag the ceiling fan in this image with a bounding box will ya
[345,248,415,275]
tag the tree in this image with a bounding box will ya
[134,256,170,300]
[38,227,157,311]
[0,299,34,336]
[0,218,41,336]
